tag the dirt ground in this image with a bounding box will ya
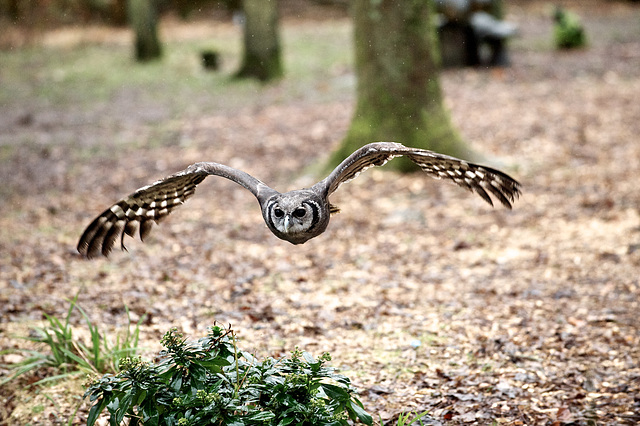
[1,1,640,425]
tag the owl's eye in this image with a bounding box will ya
[293,208,306,218]
[274,208,284,218]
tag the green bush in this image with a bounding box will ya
[553,7,587,49]
[84,325,373,426]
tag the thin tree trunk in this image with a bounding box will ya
[329,0,473,172]
[127,0,162,62]
[235,0,283,82]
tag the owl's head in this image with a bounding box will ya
[263,190,329,244]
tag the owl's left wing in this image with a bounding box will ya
[77,162,275,258]
[315,142,520,208]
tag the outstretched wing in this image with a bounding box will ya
[77,162,275,258]
[315,142,520,208]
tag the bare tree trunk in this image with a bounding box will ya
[127,0,162,62]
[328,0,473,172]
[235,0,283,82]
[111,0,129,26]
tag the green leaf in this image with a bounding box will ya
[321,383,350,401]
[277,417,294,426]
[134,389,148,406]
[246,410,276,421]
[169,372,183,391]
[142,408,160,426]
[198,358,232,368]
[302,351,316,364]
[87,397,109,426]
[346,399,373,426]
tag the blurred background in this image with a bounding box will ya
[1,0,640,424]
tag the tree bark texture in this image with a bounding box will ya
[329,0,472,172]
[235,0,283,82]
[128,0,162,61]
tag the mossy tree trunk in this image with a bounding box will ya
[127,0,162,62]
[489,0,505,20]
[235,0,283,82]
[328,0,473,172]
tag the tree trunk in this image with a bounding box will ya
[235,0,283,82]
[111,0,129,26]
[7,0,19,22]
[489,0,504,20]
[127,0,162,62]
[328,0,473,172]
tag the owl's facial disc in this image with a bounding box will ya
[264,191,327,244]
[271,204,310,234]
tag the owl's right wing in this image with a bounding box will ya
[77,162,276,258]
[315,142,520,208]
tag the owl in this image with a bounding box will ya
[77,142,520,258]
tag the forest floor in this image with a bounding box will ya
[1,1,640,424]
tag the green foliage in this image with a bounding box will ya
[382,411,431,426]
[84,325,373,426]
[0,294,144,386]
[553,7,587,49]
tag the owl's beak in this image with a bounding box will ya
[283,215,291,232]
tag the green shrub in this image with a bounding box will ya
[553,7,587,49]
[84,325,373,426]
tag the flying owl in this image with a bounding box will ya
[77,142,520,258]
